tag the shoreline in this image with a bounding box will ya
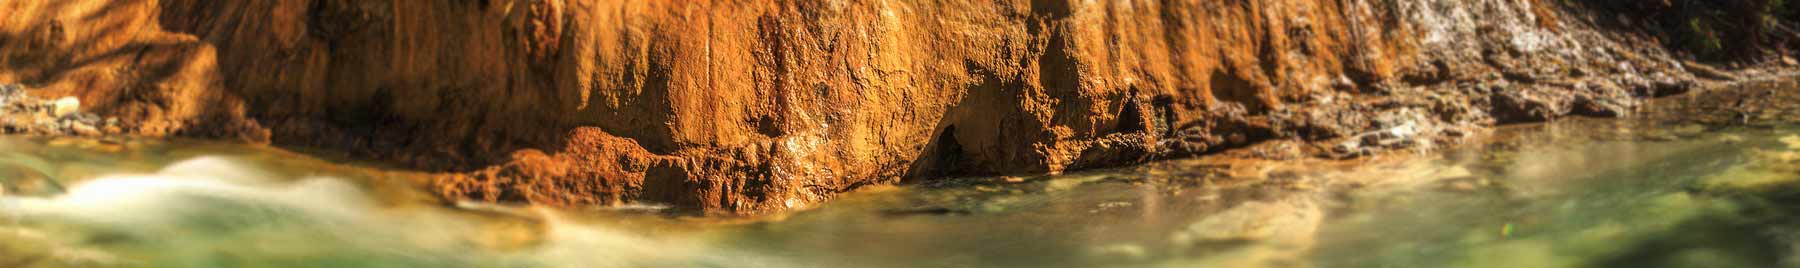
[8,68,1796,216]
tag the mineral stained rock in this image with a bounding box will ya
[0,0,1762,213]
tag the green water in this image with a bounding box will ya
[6,118,1800,267]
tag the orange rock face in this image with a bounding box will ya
[0,0,1715,213]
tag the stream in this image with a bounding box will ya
[6,89,1800,267]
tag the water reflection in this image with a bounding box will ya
[707,118,1800,268]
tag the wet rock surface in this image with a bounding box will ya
[0,0,1795,212]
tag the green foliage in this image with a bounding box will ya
[1765,0,1787,29]
[1656,0,1796,61]
[1565,0,1789,60]
[1683,18,1725,58]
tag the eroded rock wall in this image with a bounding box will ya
[0,0,1744,212]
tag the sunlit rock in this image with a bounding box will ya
[49,97,78,119]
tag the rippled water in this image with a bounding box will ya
[6,99,1800,267]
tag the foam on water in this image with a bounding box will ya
[0,156,796,268]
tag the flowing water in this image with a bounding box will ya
[7,87,1800,267]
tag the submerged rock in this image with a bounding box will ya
[1693,134,1800,196]
[1699,151,1800,193]
[0,163,62,196]
[1173,197,1322,246]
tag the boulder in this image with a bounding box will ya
[50,97,79,118]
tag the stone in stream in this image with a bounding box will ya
[0,165,57,196]
[1167,196,1322,268]
[69,122,101,136]
[1173,197,1322,245]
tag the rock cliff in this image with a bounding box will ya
[0,0,1790,213]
